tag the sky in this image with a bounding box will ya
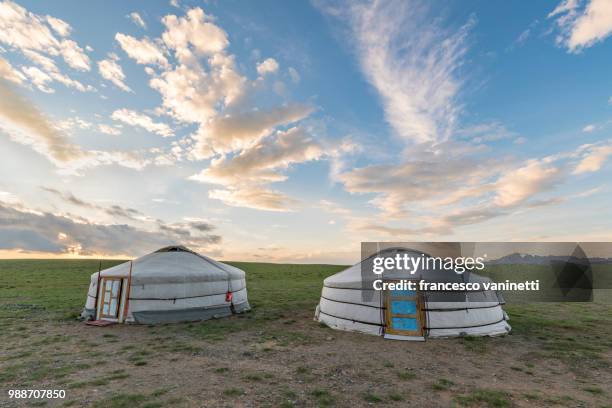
[0,0,612,264]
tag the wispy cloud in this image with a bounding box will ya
[98,55,132,92]
[323,0,473,144]
[0,80,86,162]
[582,123,596,132]
[115,33,167,66]
[0,81,155,174]
[317,0,611,238]
[548,0,612,52]
[573,142,612,174]
[0,56,25,84]
[111,108,174,137]
[128,12,147,29]
[42,187,148,222]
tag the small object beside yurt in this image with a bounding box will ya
[314,247,510,340]
[81,246,250,324]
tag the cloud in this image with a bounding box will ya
[0,82,154,173]
[115,33,168,66]
[573,144,612,174]
[0,0,62,54]
[21,49,91,92]
[549,0,612,52]
[59,39,90,71]
[191,127,324,211]
[582,123,596,132]
[288,67,300,83]
[42,187,94,208]
[0,200,221,257]
[317,199,351,216]
[458,121,515,143]
[110,6,318,211]
[56,116,92,131]
[46,15,71,37]
[20,49,57,73]
[98,123,121,136]
[549,0,580,18]
[515,28,532,46]
[0,80,86,162]
[193,103,314,154]
[493,160,563,207]
[187,220,215,232]
[148,55,244,126]
[161,7,229,59]
[573,186,603,198]
[42,187,217,230]
[0,56,25,84]
[256,57,279,76]
[314,0,590,238]
[336,141,500,217]
[0,8,91,91]
[111,108,173,137]
[128,12,147,29]
[21,66,54,93]
[208,186,298,212]
[320,0,473,144]
[507,20,539,51]
[192,126,324,184]
[43,188,148,222]
[97,57,132,92]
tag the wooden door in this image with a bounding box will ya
[384,281,424,337]
[98,278,123,319]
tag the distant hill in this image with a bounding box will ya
[486,253,612,265]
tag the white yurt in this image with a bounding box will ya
[81,246,250,324]
[315,247,511,340]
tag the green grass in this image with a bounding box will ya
[0,259,124,321]
[397,369,417,380]
[362,392,383,403]
[184,261,345,341]
[1,259,611,406]
[461,336,488,353]
[583,386,604,395]
[0,259,344,323]
[432,378,454,391]
[504,302,612,371]
[243,373,264,382]
[388,392,404,401]
[311,389,335,407]
[455,389,512,407]
[92,393,147,408]
[223,387,244,397]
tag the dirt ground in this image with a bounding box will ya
[1,260,611,407]
[1,307,611,408]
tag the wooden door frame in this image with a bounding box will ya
[97,277,124,320]
[383,280,425,337]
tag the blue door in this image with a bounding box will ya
[384,283,423,337]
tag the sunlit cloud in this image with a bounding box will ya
[548,0,612,52]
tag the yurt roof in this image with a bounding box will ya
[324,247,492,289]
[94,246,244,284]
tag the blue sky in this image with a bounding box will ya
[0,0,611,263]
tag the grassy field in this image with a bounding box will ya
[1,260,611,407]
